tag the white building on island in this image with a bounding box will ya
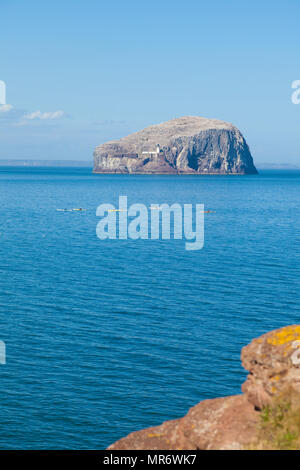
[142,144,161,158]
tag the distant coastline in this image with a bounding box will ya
[256,163,300,170]
[0,160,92,167]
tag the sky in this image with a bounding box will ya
[0,0,300,165]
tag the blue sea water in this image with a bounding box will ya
[0,167,299,449]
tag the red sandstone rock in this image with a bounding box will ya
[108,325,300,450]
[108,396,259,450]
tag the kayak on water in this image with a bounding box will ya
[56,208,87,212]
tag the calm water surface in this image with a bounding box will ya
[0,167,299,449]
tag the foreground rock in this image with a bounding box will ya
[242,325,300,409]
[108,325,300,450]
[94,116,258,175]
[108,395,258,450]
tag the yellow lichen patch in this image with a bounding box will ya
[148,433,163,438]
[267,326,300,346]
[270,376,280,381]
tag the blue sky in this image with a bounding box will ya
[0,0,300,164]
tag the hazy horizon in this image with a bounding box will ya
[0,159,299,170]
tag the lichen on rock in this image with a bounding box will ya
[241,325,300,410]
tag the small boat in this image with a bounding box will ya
[107,209,128,212]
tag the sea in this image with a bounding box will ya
[0,167,299,449]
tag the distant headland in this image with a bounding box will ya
[0,160,92,167]
[93,116,258,175]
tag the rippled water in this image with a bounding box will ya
[0,167,299,449]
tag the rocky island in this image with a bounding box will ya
[93,116,258,175]
[108,325,300,450]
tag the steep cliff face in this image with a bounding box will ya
[108,325,300,450]
[93,116,258,174]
